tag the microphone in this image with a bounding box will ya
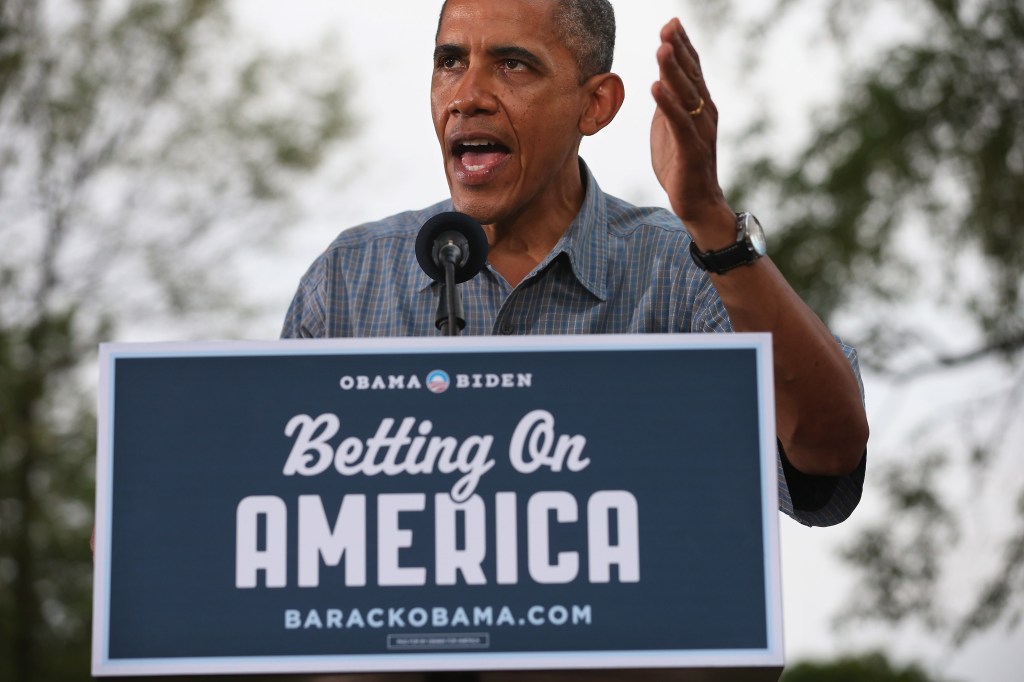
[415,211,488,284]
[415,212,489,335]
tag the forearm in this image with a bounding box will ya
[708,255,868,476]
[649,16,867,478]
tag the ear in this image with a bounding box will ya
[578,72,625,137]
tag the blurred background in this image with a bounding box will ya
[1,1,1021,680]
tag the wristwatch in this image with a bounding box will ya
[689,212,767,274]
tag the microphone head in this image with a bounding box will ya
[416,211,489,284]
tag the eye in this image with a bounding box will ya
[503,59,526,71]
[436,55,462,70]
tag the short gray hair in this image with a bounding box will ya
[553,0,616,80]
[437,0,616,82]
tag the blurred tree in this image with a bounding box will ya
[0,1,353,680]
[700,0,1023,653]
[781,651,955,682]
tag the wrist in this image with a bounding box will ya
[689,211,768,275]
[683,204,738,251]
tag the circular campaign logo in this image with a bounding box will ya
[425,370,451,394]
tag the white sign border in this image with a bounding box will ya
[92,333,782,677]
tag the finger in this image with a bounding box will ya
[654,39,702,126]
[651,74,692,129]
[661,19,700,78]
[673,18,704,76]
[663,18,716,112]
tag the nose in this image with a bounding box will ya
[447,64,498,117]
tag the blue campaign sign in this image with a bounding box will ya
[91,334,782,677]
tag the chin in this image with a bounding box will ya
[449,194,505,226]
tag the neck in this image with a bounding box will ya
[483,166,586,287]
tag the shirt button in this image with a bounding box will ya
[499,324,515,335]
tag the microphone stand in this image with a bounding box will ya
[416,212,487,336]
[435,239,466,336]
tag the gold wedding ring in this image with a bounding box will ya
[688,97,705,117]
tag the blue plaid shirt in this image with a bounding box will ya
[282,162,865,526]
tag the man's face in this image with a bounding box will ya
[432,0,591,227]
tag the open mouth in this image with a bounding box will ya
[453,139,511,173]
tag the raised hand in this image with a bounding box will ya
[650,18,735,248]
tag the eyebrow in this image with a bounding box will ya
[490,45,546,70]
[434,43,466,61]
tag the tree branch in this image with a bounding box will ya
[892,331,1024,383]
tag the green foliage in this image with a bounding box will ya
[0,1,354,680]
[716,0,1024,655]
[781,651,954,682]
[728,0,1024,362]
[837,452,958,630]
[0,312,97,681]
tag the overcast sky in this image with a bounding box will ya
[229,3,1023,680]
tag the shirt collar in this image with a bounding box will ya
[416,159,609,300]
[544,158,609,301]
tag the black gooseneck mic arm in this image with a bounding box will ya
[415,212,489,336]
[436,230,469,335]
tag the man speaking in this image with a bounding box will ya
[282,0,869,528]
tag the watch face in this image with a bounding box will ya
[744,214,768,256]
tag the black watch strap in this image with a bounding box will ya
[689,212,765,274]
[689,239,757,274]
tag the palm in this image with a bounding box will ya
[651,108,687,214]
[650,103,723,226]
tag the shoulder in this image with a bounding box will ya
[578,162,691,242]
[281,201,452,339]
[594,183,731,332]
[323,200,454,256]
[601,191,691,241]
[594,189,697,265]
